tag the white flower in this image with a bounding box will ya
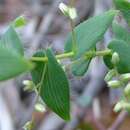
[59,3,69,16]
[23,80,33,86]
[59,3,77,20]
[69,7,77,20]
[35,103,46,112]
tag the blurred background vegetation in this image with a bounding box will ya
[0,0,130,130]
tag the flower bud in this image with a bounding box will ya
[13,15,27,27]
[104,69,116,82]
[35,103,46,113]
[114,101,123,112]
[23,121,34,130]
[111,52,120,65]
[120,73,130,83]
[107,80,121,88]
[59,3,77,20]
[59,3,69,17]
[122,102,130,111]
[23,80,34,91]
[114,100,130,112]
[68,7,77,19]
[124,83,130,97]
[23,80,33,86]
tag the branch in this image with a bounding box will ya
[30,49,112,62]
[28,0,62,55]
[108,111,128,130]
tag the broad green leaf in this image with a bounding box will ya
[0,26,24,55]
[31,49,70,120]
[112,22,130,44]
[104,40,130,73]
[12,16,27,28]
[113,0,130,24]
[71,56,91,76]
[0,47,33,81]
[64,10,117,59]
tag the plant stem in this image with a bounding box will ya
[95,49,112,56]
[108,111,128,130]
[30,52,74,62]
[30,49,112,62]
[85,49,112,58]
[69,0,77,54]
[70,19,77,54]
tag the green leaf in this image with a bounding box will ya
[64,10,117,59]
[71,56,91,76]
[12,16,27,28]
[104,39,130,73]
[0,26,24,55]
[113,0,130,24]
[31,49,70,120]
[0,46,33,81]
[112,22,130,44]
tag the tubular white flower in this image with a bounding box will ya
[69,7,77,19]
[124,83,130,96]
[120,73,130,82]
[59,3,77,20]
[107,80,121,88]
[59,3,69,16]
[111,52,120,65]
[23,80,33,86]
[35,103,46,112]
[114,101,123,112]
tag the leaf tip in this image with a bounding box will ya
[62,113,71,121]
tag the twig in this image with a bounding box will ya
[93,116,106,130]
[28,0,61,55]
[108,111,128,130]
[30,49,112,62]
